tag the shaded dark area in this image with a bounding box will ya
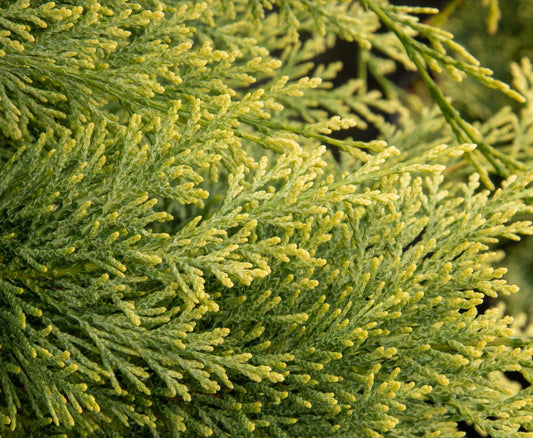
[312,0,454,152]
[505,371,531,390]
[458,421,483,437]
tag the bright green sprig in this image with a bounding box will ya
[365,0,526,187]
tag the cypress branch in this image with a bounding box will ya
[1,1,533,437]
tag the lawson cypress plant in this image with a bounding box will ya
[1,1,533,437]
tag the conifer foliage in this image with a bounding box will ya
[1,1,533,437]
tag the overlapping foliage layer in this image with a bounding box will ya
[1,1,533,437]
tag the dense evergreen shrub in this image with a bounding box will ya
[1,1,533,437]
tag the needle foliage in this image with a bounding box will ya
[1,1,533,437]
